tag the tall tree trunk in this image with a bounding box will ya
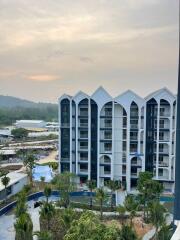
[111,191,113,211]
[100,200,103,220]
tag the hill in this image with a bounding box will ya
[0,95,58,126]
[0,95,57,109]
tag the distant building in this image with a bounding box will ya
[59,87,176,193]
[46,122,59,131]
[0,128,13,143]
[0,172,28,201]
[15,120,46,129]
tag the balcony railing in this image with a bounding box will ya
[130,124,138,129]
[79,134,88,139]
[131,160,142,166]
[158,161,169,167]
[159,124,169,129]
[79,123,88,128]
[160,112,170,117]
[61,123,70,127]
[79,146,88,151]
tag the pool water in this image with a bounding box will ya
[33,165,53,182]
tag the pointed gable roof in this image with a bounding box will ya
[145,88,176,103]
[58,94,72,103]
[91,86,112,111]
[114,90,144,109]
[73,91,89,104]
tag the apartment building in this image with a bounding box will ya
[58,87,176,193]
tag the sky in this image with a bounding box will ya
[0,0,179,103]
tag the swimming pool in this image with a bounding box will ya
[33,165,53,182]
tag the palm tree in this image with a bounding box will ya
[14,213,33,240]
[1,174,10,203]
[116,205,126,224]
[86,179,96,209]
[124,195,138,226]
[149,201,167,240]
[96,187,107,220]
[39,202,55,231]
[33,231,52,240]
[15,191,27,218]
[44,186,52,203]
[23,153,35,183]
[106,180,121,210]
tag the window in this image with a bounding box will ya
[104,143,112,151]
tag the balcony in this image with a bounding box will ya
[131,160,142,166]
[79,146,88,151]
[130,112,138,117]
[159,149,169,154]
[79,132,88,139]
[79,123,88,128]
[100,169,111,177]
[61,158,70,162]
[130,124,138,129]
[160,112,170,117]
[61,123,70,127]
[159,124,170,129]
[130,135,138,141]
[159,137,169,142]
[158,161,169,167]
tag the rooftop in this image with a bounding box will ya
[0,172,27,192]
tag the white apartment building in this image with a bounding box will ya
[59,87,176,193]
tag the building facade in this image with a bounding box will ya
[59,87,176,193]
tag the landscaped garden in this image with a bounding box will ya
[0,153,174,240]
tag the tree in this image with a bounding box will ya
[14,213,33,240]
[106,180,121,210]
[40,176,45,189]
[149,201,167,240]
[15,191,28,218]
[44,186,52,203]
[120,224,138,240]
[23,153,36,183]
[86,179,96,209]
[11,128,28,139]
[39,202,55,231]
[51,172,76,208]
[124,195,138,226]
[96,187,107,220]
[33,231,52,240]
[157,224,172,240]
[64,211,120,240]
[116,205,126,224]
[1,174,10,203]
[137,171,163,221]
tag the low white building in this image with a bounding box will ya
[0,172,28,201]
[15,120,46,129]
[0,128,13,143]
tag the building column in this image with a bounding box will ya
[58,100,61,173]
[169,103,173,181]
[75,103,78,176]
[156,100,160,179]
[111,101,115,180]
[97,109,100,187]
[126,110,130,192]
[70,99,72,172]
[88,99,91,180]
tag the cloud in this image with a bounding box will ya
[27,74,59,82]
